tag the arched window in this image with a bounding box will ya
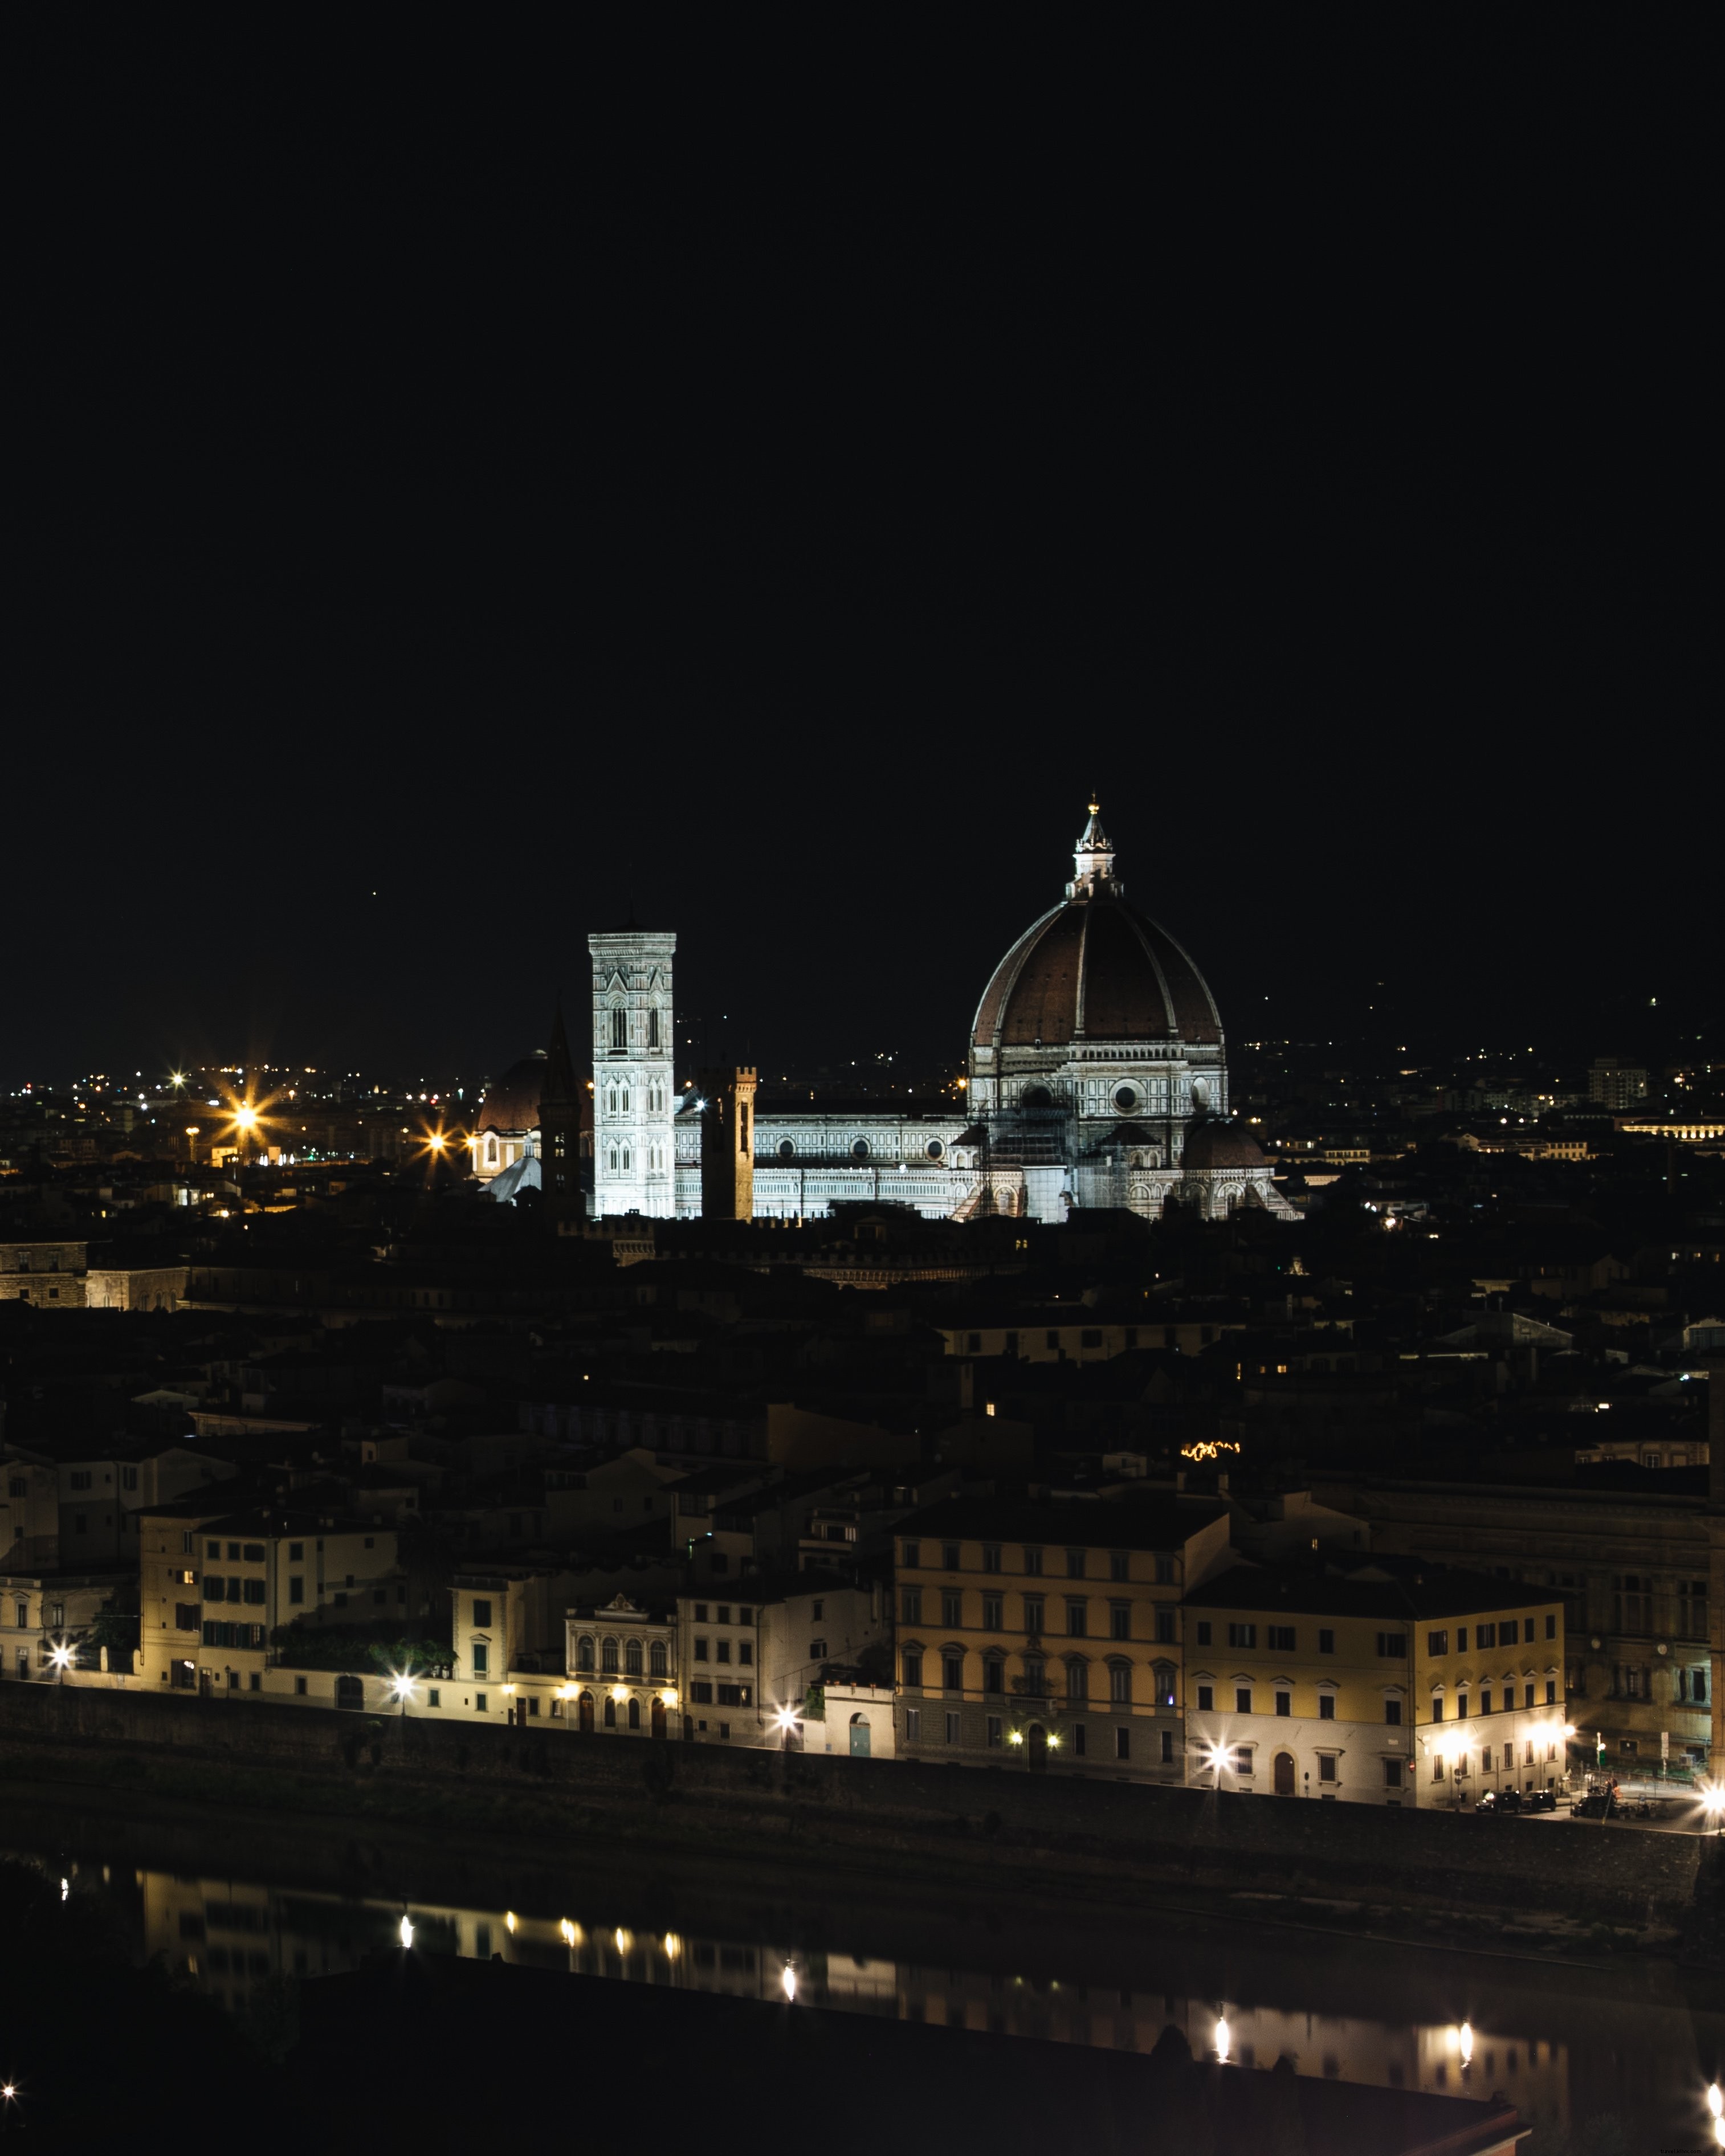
[851,1138,870,1159]
[601,1639,619,1673]
[603,1696,617,1726]
[648,1009,659,1049]
[576,1636,594,1672]
[1152,1660,1177,1708]
[622,1149,632,1172]
[486,1134,498,1165]
[649,1640,667,1677]
[779,1140,795,1160]
[1108,1660,1132,1704]
[902,1646,923,1688]
[625,1638,643,1676]
[608,1149,618,1171]
[611,1008,626,1050]
[1023,1653,1046,1697]
[620,1088,630,1114]
[1066,1659,1088,1704]
[627,1696,641,1729]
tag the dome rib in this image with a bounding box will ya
[969,902,1063,1049]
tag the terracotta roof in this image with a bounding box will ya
[972,890,1222,1051]
[1180,1119,1267,1170]
[476,1052,549,1134]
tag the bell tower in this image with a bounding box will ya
[590,922,676,1218]
[535,1004,584,1227]
[699,1066,757,1222]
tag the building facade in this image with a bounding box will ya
[1184,1561,1568,1808]
[1320,1472,1715,1776]
[591,924,678,1219]
[891,1497,1232,1779]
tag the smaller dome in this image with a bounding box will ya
[1181,1119,1267,1171]
[476,1051,548,1134]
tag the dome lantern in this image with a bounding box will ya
[1067,799,1119,899]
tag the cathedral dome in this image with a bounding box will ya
[970,807,1222,1052]
[1180,1118,1267,1170]
[476,1051,548,1134]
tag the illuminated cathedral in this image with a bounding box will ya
[472,807,1293,1224]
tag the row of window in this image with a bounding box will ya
[692,1638,752,1665]
[204,1577,267,1605]
[1191,1622,1402,1657]
[1610,1664,1711,1701]
[902,1542,1171,1583]
[901,1648,1177,1705]
[903,1710,1177,1763]
[687,1681,751,1706]
[572,1637,672,1676]
[900,1587,1176,1640]
[1432,1740,1560,1779]
[1432,1681,1557,1718]
[66,1467,140,1491]
[201,1622,264,1648]
[1426,1618,1556,1653]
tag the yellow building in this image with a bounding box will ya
[1184,1558,1568,1807]
[139,1496,406,1697]
[892,1496,1231,1778]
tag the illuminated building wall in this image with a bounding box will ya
[590,925,676,1219]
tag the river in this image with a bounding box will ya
[7,1793,1719,2153]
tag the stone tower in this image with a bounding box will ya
[535,1004,584,1226]
[589,922,676,1218]
[699,1066,757,1222]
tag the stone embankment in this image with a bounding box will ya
[1,1684,1716,1946]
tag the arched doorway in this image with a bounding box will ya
[627,1697,641,1730]
[1274,1751,1296,1796]
[1027,1724,1049,1772]
[577,1690,594,1733]
[603,1697,617,1728]
[335,1674,364,1712]
[849,1712,871,1758]
[651,1697,666,1739]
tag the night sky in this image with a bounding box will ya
[13,27,1714,1091]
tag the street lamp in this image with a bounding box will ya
[388,1672,415,1720]
[1700,1783,1725,1836]
[773,1704,799,1752]
[48,1642,74,1688]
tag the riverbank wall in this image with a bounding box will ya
[0,1682,1714,1936]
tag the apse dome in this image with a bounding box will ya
[970,807,1221,1054]
[476,1050,548,1134]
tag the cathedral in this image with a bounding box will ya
[470,807,1294,1225]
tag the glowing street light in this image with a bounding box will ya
[388,1672,416,1720]
[48,1642,74,1688]
[1707,2080,1723,2120]
[1701,1783,1725,1835]
[773,1704,800,1752]
[399,1913,415,1950]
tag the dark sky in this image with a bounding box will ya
[11,26,1715,1092]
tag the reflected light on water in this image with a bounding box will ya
[399,1915,414,1950]
[782,1965,797,2003]
[1459,2022,1474,2069]
[1214,2014,1231,2063]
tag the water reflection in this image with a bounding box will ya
[44,1858,1568,2136]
